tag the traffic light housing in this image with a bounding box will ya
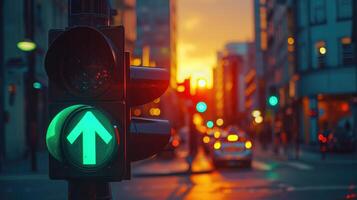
[45,26,170,181]
[45,26,127,181]
[267,86,279,107]
[127,66,171,162]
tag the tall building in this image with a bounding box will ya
[253,0,269,120]
[135,0,176,87]
[133,0,177,119]
[2,0,67,160]
[264,0,298,142]
[244,43,260,112]
[255,0,357,144]
[111,0,136,52]
[214,42,251,126]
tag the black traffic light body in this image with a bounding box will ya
[45,25,171,182]
[46,26,127,181]
[128,66,171,162]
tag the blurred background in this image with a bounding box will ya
[1,0,357,199]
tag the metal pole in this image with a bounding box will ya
[352,0,357,145]
[67,1,112,198]
[68,181,112,200]
[24,0,38,172]
[0,0,5,173]
[68,0,111,27]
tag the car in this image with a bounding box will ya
[210,126,253,168]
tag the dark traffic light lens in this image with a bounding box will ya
[45,26,117,98]
[62,57,112,97]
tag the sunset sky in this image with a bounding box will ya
[176,0,254,88]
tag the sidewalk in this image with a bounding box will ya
[1,151,49,176]
[132,148,214,177]
[0,148,214,179]
[254,142,357,164]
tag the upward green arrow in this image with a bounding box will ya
[67,111,113,165]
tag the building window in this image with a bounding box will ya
[315,41,327,68]
[336,0,352,20]
[310,0,326,25]
[35,3,43,31]
[339,37,354,65]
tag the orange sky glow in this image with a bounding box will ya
[176,0,254,89]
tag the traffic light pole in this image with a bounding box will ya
[24,0,38,172]
[67,1,112,199]
[68,181,111,200]
[0,0,4,173]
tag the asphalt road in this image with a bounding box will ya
[112,155,357,200]
[1,150,357,200]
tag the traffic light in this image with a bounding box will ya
[196,101,207,113]
[206,120,214,128]
[267,86,279,107]
[268,95,279,107]
[45,26,127,180]
[176,78,191,98]
[45,26,170,181]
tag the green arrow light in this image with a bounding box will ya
[67,111,113,165]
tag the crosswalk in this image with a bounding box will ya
[252,160,314,171]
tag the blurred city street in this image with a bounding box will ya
[1,144,357,200]
[1,0,357,199]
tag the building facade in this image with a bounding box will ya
[2,0,67,160]
[255,0,357,145]
[134,0,176,85]
[295,0,356,143]
[133,0,177,119]
[111,0,136,52]
[214,42,252,126]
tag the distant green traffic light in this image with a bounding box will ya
[206,120,214,128]
[33,82,42,89]
[196,101,207,113]
[268,95,279,106]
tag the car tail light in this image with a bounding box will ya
[214,131,220,139]
[318,133,327,143]
[203,136,210,144]
[172,138,180,147]
[245,141,252,149]
[214,141,221,150]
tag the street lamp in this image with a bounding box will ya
[17,39,37,52]
[251,110,261,118]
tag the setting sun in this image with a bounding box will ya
[176,0,254,89]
